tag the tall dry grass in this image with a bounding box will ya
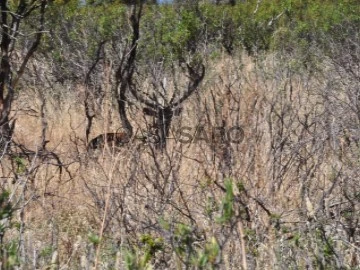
[1,51,359,269]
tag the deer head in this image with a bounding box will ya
[136,63,205,150]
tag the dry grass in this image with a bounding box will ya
[1,52,359,269]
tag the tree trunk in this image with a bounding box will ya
[0,0,14,152]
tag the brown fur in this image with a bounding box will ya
[87,132,131,152]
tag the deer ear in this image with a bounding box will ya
[143,107,157,116]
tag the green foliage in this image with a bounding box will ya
[141,5,204,64]
[124,234,163,270]
[155,181,241,268]
[158,216,170,230]
[196,237,219,269]
[0,191,18,268]
[140,234,164,265]
[44,0,359,76]
[174,223,196,257]
[140,6,177,63]
[292,233,301,248]
[313,227,338,267]
[322,237,335,259]
[217,179,234,224]
[44,0,128,82]
[88,232,101,246]
[157,180,240,268]
[236,180,245,192]
[39,246,54,258]
[13,156,26,174]
[270,0,359,54]
[0,191,12,223]
[159,220,221,269]
[2,240,20,269]
[124,251,137,270]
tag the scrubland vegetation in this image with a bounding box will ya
[0,0,359,269]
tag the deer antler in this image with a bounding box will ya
[130,62,205,112]
[169,63,205,108]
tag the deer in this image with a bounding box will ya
[136,63,205,150]
[86,129,155,154]
[87,132,131,153]
[86,2,205,154]
[115,2,204,150]
[86,62,205,154]
[93,63,205,153]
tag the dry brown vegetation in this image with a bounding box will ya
[1,0,359,268]
[1,48,359,269]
